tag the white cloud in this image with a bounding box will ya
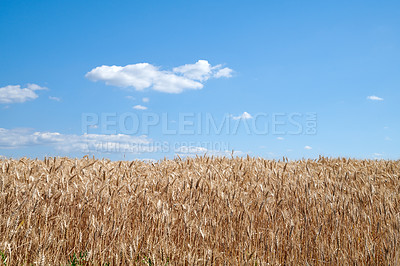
[0,84,47,104]
[304,146,312,150]
[175,146,243,157]
[49,96,61,102]
[173,60,213,81]
[125,96,135,100]
[276,137,284,140]
[214,67,233,78]
[0,128,154,154]
[133,105,147,110]
[85,60,233,94]
[367,95,384,101]
[176,146,208,154]
[142,97,149,103]
[232,112,253,120]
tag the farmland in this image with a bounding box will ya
[0,156,399,265]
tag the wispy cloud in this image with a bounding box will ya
[213,67,233,78]
[173,60,232,81]
[85,60,233,94]
[133,105,147,110]
[49,96,61,102]
[0,128,154,154]
[367,95,384,101]
[142,97,150,103]
[276,137,284,140]
[304,145,312,150]
[175,146,208,154]
[232,112,253,120]
[175,145,243,157]
[0,84,47,104]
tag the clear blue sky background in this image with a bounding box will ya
[0,0,399,160]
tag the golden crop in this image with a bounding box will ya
[0,156,399,265]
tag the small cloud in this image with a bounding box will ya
[133,105,147,110]
[26,84,47,91]
[0,84,47,104]
[89,125,98,129]
[367,95,384,101]
[276,137,284,140]
[385,136,392,141]
[175,145,243,157]
[304,146,312,150]
[213,67,233,78]
[373,153,383,157]
[232,112,253,120]
[49,96,61,102]
[176,146,208,154]
[125,96,135,100]
[142,97,149,103]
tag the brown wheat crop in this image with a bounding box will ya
[0,156,399,265]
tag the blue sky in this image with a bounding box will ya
[0,0,399,160]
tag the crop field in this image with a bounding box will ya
[0,156,399,265]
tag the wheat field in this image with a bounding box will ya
[0,156,399,265]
